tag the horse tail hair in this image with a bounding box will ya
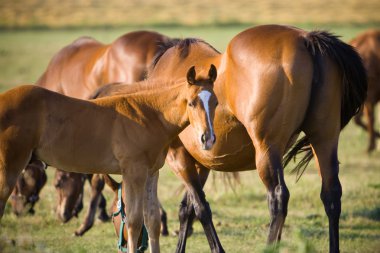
[283,30,368,181]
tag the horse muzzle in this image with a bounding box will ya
[201,133,216,150]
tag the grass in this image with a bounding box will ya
[0,25,380,252]
[0,0,380,28]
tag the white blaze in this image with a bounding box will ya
[198,90,215,147]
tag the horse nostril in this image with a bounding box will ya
[201,134,206,143]
[213,134,216,144]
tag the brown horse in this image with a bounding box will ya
[350,29,380,152]
[96,25,367,253]
[0,62,218,253]
[33,30,174,236]
[10,160,47,216]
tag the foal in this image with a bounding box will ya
[0,64,218,253]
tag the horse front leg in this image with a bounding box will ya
[122,163,148,253]
[158,201,169,236]
[166,139,223,253]
[0,150,32,219]
[75,174,105,236]
[143,171,161,253]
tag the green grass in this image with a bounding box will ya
[0,25,380,253]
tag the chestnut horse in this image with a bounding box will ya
[0,62,218,253]
[96,25,367,253]
[350,29,380,152]
[33,30,173,235]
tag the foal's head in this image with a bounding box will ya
[185,64,218,150]
[54,170,85,223]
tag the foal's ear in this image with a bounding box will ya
[187,66,196,85]
[208,64,217,83]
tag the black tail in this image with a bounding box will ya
[283,31,368,180]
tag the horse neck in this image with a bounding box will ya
[115,80,189,138]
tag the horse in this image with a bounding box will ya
[53,170,109,228]
[96,25,367,253]
[0,62,218,253]
[9,160,47,216]
[33,30,174,236]
[350,29,380,152]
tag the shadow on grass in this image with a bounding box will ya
[353,207,380,221]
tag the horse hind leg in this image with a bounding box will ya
[310,138,341,253]
[253,144,290,244]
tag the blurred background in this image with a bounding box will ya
[0,1,379,253]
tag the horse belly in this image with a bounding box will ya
[179,115,256,172]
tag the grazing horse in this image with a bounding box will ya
[0,62,218,253]
[33,30,173,235]
[10,160,47,216]
[350,29,380,152]
[96,25,367,253]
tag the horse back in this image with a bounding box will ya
[36,37,107,98]
[104,31,172,84]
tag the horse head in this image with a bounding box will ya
[54,170,85,223]
[10,160,47,216]
[185,64,218,150]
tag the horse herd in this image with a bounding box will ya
[1,25,378,253]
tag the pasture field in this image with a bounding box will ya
[0,25,380,253]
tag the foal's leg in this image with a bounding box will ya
[143,172,161,253]
[0,150,32,219]
[166,139,223,253]
[122,162,148,253]
[75,174,105,236]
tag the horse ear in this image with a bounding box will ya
[208,64,217,83]
[103,174,120,192]
[187,66,196,85]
